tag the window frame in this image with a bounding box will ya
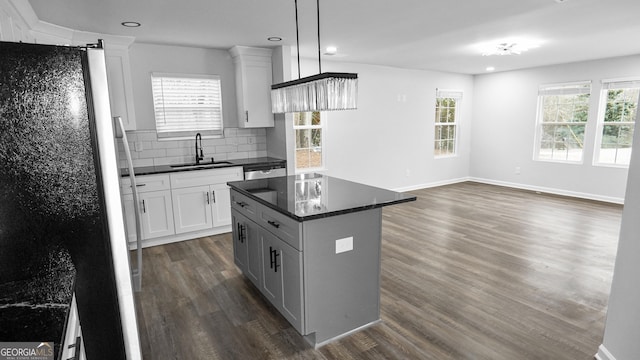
[533,81,591,164]
[593,77,640,168]
[434,89,462,158]
[293,111,326,173]
[151,72,224,140]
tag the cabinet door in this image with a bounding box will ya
[279,238,303,332]
[230,46,274,128]
[260,229,303,332]
[105,49,136,130]
[172,185,212,234]
[241,61,274,128]
[211,183,233,227]
[244,219,262,288]
[233,211,262,288]
[232,213,248,272]
[260,229,281,304]
[140,190,175,239]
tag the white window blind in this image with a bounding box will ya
[436,89,463,99]
[538,81,591,96]
[601,78,640,90]
[151,73,223,138]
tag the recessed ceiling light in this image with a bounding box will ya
[121,21,141,28]
[486,66,496,72]
[267,36,282,42]
[324,46,337,55]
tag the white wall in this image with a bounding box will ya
[297,57,474,190]
[471,55,640,203]
[129,42,238,130]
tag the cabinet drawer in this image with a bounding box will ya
[257,204,302,251]
[120,174,171,194]
[230,190,258,222]
[170,167,243,189]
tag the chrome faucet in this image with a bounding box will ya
[195,133,204,164]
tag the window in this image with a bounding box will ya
[594,78,640,166]
[435,89,462,157]
[151,73,223,139]
[294,112,324,171]
[535,82,591,162]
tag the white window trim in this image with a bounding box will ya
[593,77,640,168]
[151,72,224,140]
[434,89,462,158]
[294,112,327,174]
[533,81,591,164]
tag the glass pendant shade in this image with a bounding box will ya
[271,72,358,113]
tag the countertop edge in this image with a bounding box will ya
[120,157,286,177]
[228,183,417,222]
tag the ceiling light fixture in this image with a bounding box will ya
[268,36,283,42]
[483,43,525,56]
[486,66,496,72]
[121,21,141,28]
[270,0,358,113]
[477,38,541,57]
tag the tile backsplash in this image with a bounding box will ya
[117,128,267,168]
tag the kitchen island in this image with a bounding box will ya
[228,173,416,347]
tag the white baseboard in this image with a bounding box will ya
[393,177,470,193]
[393,176,623,204]
[595,344,616,360]
[128,225,232,250]
[468,177,624,204]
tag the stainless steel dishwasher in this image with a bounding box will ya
[243,163,287,179]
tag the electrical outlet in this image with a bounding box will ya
[134,142,143,152]
[406,169,411,177]
[248,137,254,144]
[515,166,521,175]
[335,237,353,254]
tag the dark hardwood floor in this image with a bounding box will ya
[134,182,622,359]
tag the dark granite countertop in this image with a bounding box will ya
[228,173,417,221]
[120,157,286,177]
[0,269,75,359]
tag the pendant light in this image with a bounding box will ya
[271,0,358,113]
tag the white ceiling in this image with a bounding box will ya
[28,0,640,75]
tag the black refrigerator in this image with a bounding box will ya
[0,41,140,359]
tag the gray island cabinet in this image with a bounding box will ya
[228,173,416,347]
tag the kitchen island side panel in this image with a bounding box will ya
[302,208,382,345]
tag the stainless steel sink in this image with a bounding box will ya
[170,161,232,169]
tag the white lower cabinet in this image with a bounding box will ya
[121,167,243,247]
[211,183,234,227]
[139,190,175,239]
[172,185,212,234]
[121,174,174,244]
[122,190,175,241]
[170,167,243,234]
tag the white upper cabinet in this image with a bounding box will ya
[230,46,274,128]
[105,48,137,130]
